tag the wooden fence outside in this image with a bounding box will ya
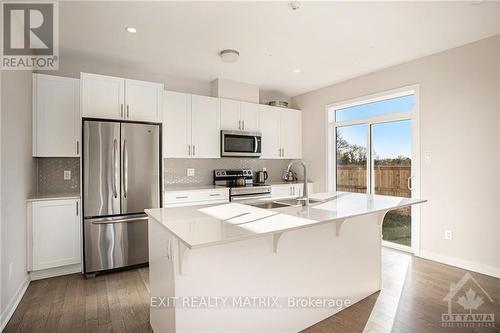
[336,164,411,215]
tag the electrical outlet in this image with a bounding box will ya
[187,168,195,177]
[424,152,432,164]
[262,167,267,172]
[444,230,453,240]
[64,170,71,180]
[9,262,13,280]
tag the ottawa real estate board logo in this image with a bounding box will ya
[1,1,59,70]
[442,272,495,328]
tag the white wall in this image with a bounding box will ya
[292,35,500,276]
[0,71,36,327]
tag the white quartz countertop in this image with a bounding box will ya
[164,181,312,192]
[27,193,81,202]
[146,192,425,249]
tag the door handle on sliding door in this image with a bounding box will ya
[113,139,118,198]
[407,176,414,191]
[123,139,128,198]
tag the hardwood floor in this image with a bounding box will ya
[4,268,152,333]
[5,249,500,333]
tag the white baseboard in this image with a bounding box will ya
[29,263,82,281]
[0,277,30,331]
[419,250,500,278]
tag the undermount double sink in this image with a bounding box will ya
[248,198,322,209]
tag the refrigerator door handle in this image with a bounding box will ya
[90,216,148,225]
[112,139,118,198]
[123,139,128,198]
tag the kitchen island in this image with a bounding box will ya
[146,192,425,333]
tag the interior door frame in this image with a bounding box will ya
[326,85,421,255]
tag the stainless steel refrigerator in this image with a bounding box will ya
[82,120,160,275]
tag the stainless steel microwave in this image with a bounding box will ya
[221,130,262,157]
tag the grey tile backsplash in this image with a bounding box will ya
[35,157,292,195]
[36,158,80,195]
[164,158,291,186]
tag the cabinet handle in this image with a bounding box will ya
[238,120,241,130]
[121,104,124,118]
[188,145,191,156]
[175,196,188,199]
[76,201,79,216]
[209,193,221,197]
[76,141,79,155]
[193,145,196,156]
[126,105,130,119]
[242,120,245,130]
[282,148,285,157]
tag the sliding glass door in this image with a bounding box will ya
[336,124,368,193]
[330,88,419,253]
[372,120,412,247]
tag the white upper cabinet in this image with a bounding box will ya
[81,73,124,120]
[220,99,241,131]
[163,91,220,158]
[191,95,220,158]
[220,98,260,132]
[240,102,260,132]
[260,105,281,158]
[260,105,302,159]
[280,108,302,159]
[125,79,163,122]
[33,74,80,157]
[81,73,162,122]
[163,91,191,158]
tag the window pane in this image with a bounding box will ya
[336,124,367,193]
[372,120,412,247]
[335,94,414,122]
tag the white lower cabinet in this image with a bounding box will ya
[27,198,81,279]
[165,188,229,207]
[271,183,314,198]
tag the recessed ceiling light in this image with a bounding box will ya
[219,49,240,63]
[293,69,301,73]
[126,27,137,33]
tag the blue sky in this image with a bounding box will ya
[336,95,413,159]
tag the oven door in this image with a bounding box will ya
[230,193,272,202]
[221,131,262,157]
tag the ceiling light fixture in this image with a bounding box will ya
[293,69,301,73]
[289,1,301,10]
[219,49,240,63]
[126,27,137,33]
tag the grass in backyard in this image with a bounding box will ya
[382,211,411,247]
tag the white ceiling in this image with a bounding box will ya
[59,1,500,97]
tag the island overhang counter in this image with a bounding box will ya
[146,191,425,333]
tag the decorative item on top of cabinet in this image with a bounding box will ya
[32,74,80,157]
[81,72,162,122]
[27,197,82,280]
[163,91,220,158]
[259,105,302,159]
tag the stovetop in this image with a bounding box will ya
[213,169,271,196]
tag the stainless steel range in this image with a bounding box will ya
[214,169,271,201]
